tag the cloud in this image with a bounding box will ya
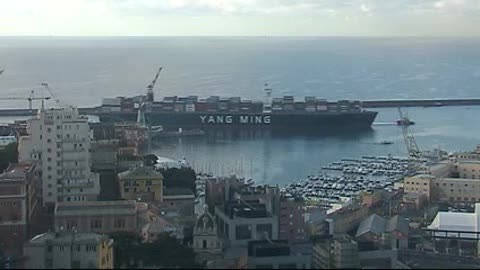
[360,4,371,12]
[0,0,480,36]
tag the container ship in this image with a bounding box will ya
[97,84,378,131]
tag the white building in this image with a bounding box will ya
[18,108,100,207]
[428,203,480,239]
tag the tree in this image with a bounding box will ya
[0,143,18,172]
[159,167,197,192]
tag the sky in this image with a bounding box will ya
[0,0,479,36]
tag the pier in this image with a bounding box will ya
[1,98,480,117]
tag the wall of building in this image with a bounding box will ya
[433,178,480,203]
[403,175,433,200]
[24,234,114,269]
[454,162,480,179]
[279,199,307,243]
[215,207,279,248]
[119,178,163,202]
[18,108,100,207]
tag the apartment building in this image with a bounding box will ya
[0,162,39,257]
[18,108,100,207]
[24,231,114,269]
[118,166,164,202]
[54,200,137,234]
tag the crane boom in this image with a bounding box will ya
[0,90,51,111]
[41,82,64,107]
[146,67,162,102]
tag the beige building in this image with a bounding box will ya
[24,231,114,269]
[118,166,163,202]
[404,160,480,203]
[403,174,434,200]
[54,200,138,234]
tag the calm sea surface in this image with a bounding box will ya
[1,37,480,185]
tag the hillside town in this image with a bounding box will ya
[0,106,480,269]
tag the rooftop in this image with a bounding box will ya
[118,166,164,180]
[222,200,270,219]
[55,200,137,217]
[248,240,290,257]
[427,203,480,239]
[163,188,194,197]
[356,214,409,238]
[28,231,109,245]
[0,162,35,182]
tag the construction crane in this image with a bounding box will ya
[146,67,163,102]
[41,82,64,107]
[0,90,51,111]
[399,107,421,158]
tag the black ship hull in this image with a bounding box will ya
[98,111,378,131]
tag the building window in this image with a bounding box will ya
[47,148,52,153]
[203,240,207,249]
[72,261,80,268]
[47,128,51,133]
[86,245,97,252]
[235,225,252,240]
[91,220,102,229]
[124,188,129,193]
[114,219,126,228]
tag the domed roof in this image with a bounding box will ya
[195,205,216,233]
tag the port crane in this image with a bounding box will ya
[0,90,51,111]
[40,82,64,107]
[146,67,163,102]
[399,107,421,158]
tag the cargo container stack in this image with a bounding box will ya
[283,96,294,111]
[272,98,283,112]
[316,99,328,112]
[229,97,240,112]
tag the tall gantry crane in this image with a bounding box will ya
[399,107,421,158]
[146,67,163,102]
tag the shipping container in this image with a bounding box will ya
[294,102,306,111]
[252,102,263,112]
[284,104,294,111]
[174,103,185,112]
[102,98,122,106]
[305,96,316,102]
[229,97,241,103]
[207,102,218,111]
[164,96,178,102]
[316,105,328,111]
[185,104,196,112]
[195,102,208,112]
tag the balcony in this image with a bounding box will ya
[58,181,95,189]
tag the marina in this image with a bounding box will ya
[281,155,426,208]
